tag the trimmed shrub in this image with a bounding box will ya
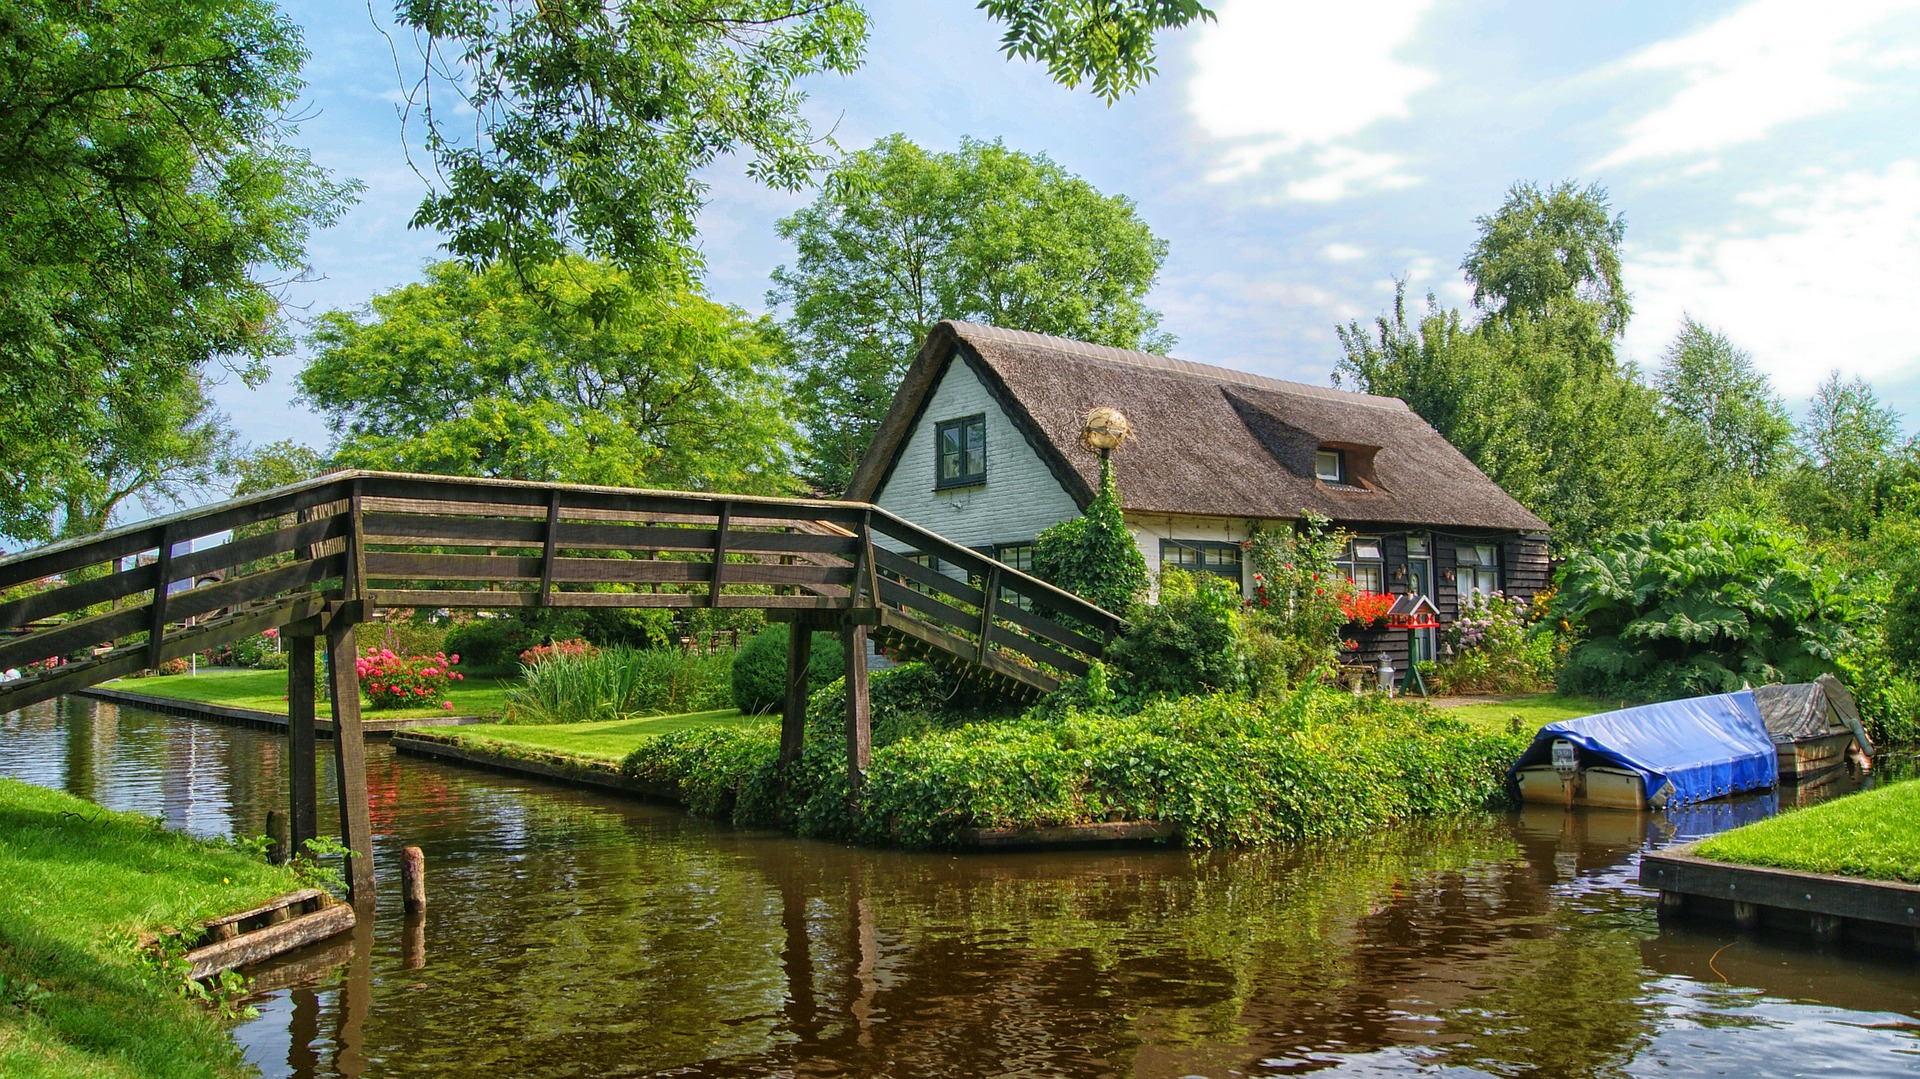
[729,624,843,715]
[443,618,540,676]
[1107,569,1249,699]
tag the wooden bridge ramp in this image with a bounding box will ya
[0,471,1123,902]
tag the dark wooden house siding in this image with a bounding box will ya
[1344,529,1552,687]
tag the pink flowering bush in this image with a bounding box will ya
[355,647,465,711]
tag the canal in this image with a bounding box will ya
[5,696,1919,1077]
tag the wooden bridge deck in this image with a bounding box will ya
[0,471,1123,902]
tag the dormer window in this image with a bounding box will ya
[1315,448,1345,483]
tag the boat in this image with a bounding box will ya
[1752,674,1872,781]
[1508,691,1777,810]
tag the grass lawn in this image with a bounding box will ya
[0,777,302,1078]
[1431,693,1625,735]
[107,667,513,720]
[1694,779,1920,884]
[433,709,765,763]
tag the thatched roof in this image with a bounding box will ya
[848,322,1548,533]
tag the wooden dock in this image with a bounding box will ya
[1640,844,1920,951]
[178,888,356,981]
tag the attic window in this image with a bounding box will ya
[1315,449,1345,483]
[935,414,986,489]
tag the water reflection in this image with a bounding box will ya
[3,698,1917,1077]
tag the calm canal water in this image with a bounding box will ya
[5,696,1920,1078]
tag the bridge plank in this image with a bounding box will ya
[363,552,854,589]
[367,589,843,610]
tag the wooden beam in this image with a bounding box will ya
[977,566,1000,667]
[709,502,731,608]
[844,623,870,792]
[325,616,375,905]
[146,524,176,671]
[286,634,318,854]
[538,490,561,606]
[780,624,812,766]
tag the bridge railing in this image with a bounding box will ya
[0,472,1126,713]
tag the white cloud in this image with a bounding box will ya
[1596,0,1920,167]
[1189,0,1436,193]
[1625,161,1920,400]
[1322,242,1368,262]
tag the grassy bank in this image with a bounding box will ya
[109,668,513,720]
[0,778,301,1078]
[426,709,757,763]
[1693,779,1920,883]
[1434,693,1623,735]
[622,665,1531,849]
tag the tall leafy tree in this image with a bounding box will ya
[1655,316,1794,483]
[299,258,797,495]
[394,0,1210,277]
[1335,285,1695,550]
[1779,371,1906,539]
[54,376,236,539]
[0,0,357,541]
[1461,180,1631,338]
[770,135,1172,491]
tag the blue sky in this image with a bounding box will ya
[245,0,1920,455]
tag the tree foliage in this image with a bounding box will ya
[1655,316,1794,483]
[393,0,1209,277]
[1032,457,1150,615]
[772,135,1171,490]
[0,0,356,541]
[1553,516,1858,700]
[1461,180,1631,337]
[1335,284,1696,549]
[1778,371,1907,540]
[298,258,796,494]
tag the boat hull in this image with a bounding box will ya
[1514,765,1653,811]
[1775,731,1855,781]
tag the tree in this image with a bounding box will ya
[1779,371,1906,539]
[1461,180,1631,338]
[227,441,332,497]
[52,375,236,539]
[393,0,1210,277]
[298,258,797,494]
[1655,317,1794,483]
[0,0,357,542]
[1335,284,1698,549]
[771,135,1172,491]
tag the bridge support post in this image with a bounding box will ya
[779,624,813,766]
[286,634,319,855]
[325,615,376,906]
[844,623,870,793]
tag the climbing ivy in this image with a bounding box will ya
[1032,456,1149,615]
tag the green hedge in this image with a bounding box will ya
[624,664,1528,849]
[729,624,844,714]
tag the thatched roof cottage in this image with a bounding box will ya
[847,321,1551,673]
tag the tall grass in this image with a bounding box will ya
[504,647,734,725]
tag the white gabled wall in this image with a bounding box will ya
[872,354,1083,553]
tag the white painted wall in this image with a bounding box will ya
[872,356,1083,554]
[1124,512,1257,597]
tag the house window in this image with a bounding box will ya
[1458,542,1501,600]
[935,414,987,489]
[1161,540,1243,586]
[994,543,1035,572]
[1315,448,1345,483]
[1336,536,1385,593]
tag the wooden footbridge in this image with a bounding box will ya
[0,472,1123,901]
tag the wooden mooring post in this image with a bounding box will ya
[402,846,426,913]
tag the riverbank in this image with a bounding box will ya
[1694,778,1920,882]
[103,668,513,720]
[0,777,303,1078]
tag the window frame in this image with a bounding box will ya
[1315,448,1345,483]
[934,413,988,490]
[1159,539,1244,587]
[1335,535,1386,593]
[1457,542,1501,600]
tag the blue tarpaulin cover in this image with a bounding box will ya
[1506,691,1778,806]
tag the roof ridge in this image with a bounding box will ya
[945,320,1409,413]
